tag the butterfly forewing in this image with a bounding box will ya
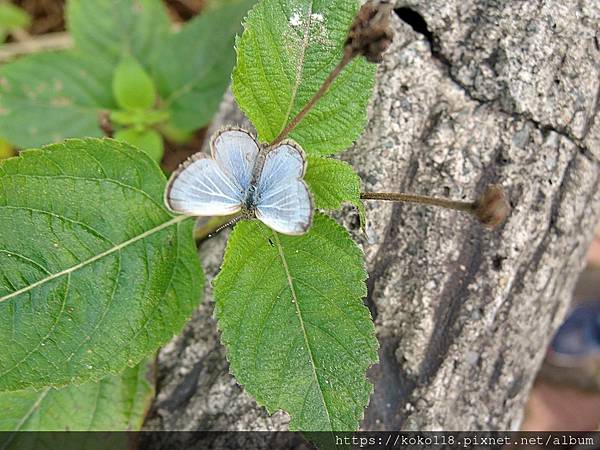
[165,156,244,216]
[255,143,313,235]
[211,128,260,192]
[165,128,259,216]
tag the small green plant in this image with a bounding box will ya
[0,0,254,161]
[0,1,30,44]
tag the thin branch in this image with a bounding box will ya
[0,32,73,63]
[361,191,476,214]
[362,185,510,229]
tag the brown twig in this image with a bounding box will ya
[361,185,511,229]
[361,191,476,213]
[0,32,73,62]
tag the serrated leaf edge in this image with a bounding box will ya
[213,213,379,432]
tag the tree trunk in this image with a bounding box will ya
[144,0,600,432]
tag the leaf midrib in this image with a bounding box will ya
[277,0,314,137]
[0,215,189,304]
[272,231,333,430]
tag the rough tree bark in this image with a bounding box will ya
[144,0,600,433]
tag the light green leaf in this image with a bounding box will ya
[232,0,376,155]
[153,0,255,132]
[114,127,164,162]
[0,138,203,391]
[0,361,153,432]
[305,156,364,222]
[112,55,157,111]
[0,2,31,31]
[214,213,378,431]
[67,0,171,70]
[0,137,15,160]
[0,52,114,148]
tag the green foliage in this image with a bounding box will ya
[67,0,171,69]
[0,52,114,148]
[214,214,378,431]
[0,360,153,432]
[216,0,381,436]
[0,0,381,438]
[232,0,376,155]
[0,2,30,43]
[0,139,203,391]
[112,55,157,111]
[0,0,253,156]
[305,156,365,221]
[154,0,257,132]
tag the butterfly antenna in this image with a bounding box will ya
[207,215,242,239]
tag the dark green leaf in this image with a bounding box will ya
[0,52,114,148]
[153,0,255,132]
[214,213,378,431]
[232,0,376,155]
[0,139,203,391]
[0,361,154,432]
[67,0,171,70]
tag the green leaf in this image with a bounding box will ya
[305,156,364,222]
[67,0,171,70]
[0,138,203,391]
[112,55,157,111]
[114,128,164,162]
[214,213,378,431]
[153,0,255,132]
[0,2,31,31]
[0,52,114,148]
[0,137,15,160]
[0,361,153,432]
[232,0,376,155]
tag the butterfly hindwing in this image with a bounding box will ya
[165,128,259,216]
[255,142,313,235]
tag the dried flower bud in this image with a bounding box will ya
[98,110,114,138]
[474,185,510,229]
[345,0,394,63]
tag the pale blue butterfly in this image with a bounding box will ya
[164,127,314,235]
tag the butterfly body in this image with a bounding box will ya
[165,127,314,235]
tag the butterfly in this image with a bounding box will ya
[164,127,314,235]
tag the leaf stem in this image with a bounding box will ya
[361,185,510,228]
[360,191,476,214]
[270,51,353,147]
